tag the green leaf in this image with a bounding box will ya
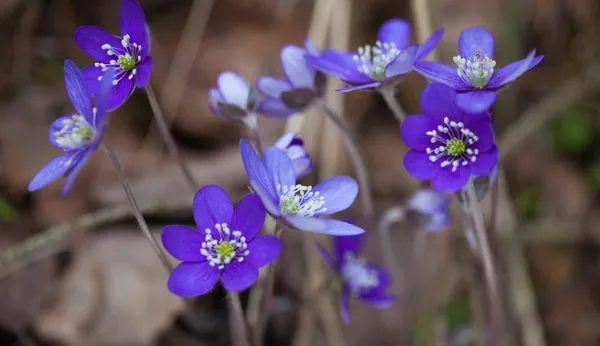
[446,298,470,329]
[550,110,593,152]
[0,196,16,223]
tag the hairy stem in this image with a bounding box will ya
[380,88,406,123]
[103,143,173,272]
[248,121,264,155]
[317,101,374,229]
[464,180,503,346]
[228,292,251,346]
[144,85,199,191]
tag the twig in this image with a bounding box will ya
[410,0,438,62]
[228,292,251,346]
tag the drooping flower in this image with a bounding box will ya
[256,39,325,118]
[406,189,451,231]
[273,132,312,179]
[75,0,152,111]
[305,19,444,92]
[209,71,259,128]
[401,83,498,192]
[28,60,114,195]
[415,27,543,113]
[315,233,395,324]
[162,185,282,296]
[240,139,363,235]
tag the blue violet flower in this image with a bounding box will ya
[209,71,259,128]
[273,132,312,179]
[406,189,451,231]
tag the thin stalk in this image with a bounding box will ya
[317,101,374,229]
[377,206,405,276]
[103,143,173,272]
[228,291,251,346]
[144,85,199,191]
[248,122,264,155]
[464,180,503,346]
[380,88,406,123]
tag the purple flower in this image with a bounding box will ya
[28,60,114,195]
[162,185,282,296]
[401,83,498,192]
[209,71,258,127]
[305,19,444,92]
[406,189,451,231]
[75,0,152,111]
[273,132,312,179]
[315,233,395,324]
[239,139,363,235]
[256,39,324,118]
[415,27,543,114]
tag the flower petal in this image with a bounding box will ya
[377,18,411,49]
[250,179,281,217]
[256,76,291,98]
[458,27,494,58]
[334,234,364,261]
[229,194,266,240]
[336,81,382,92]
[94,68,116,128]
[340,288,351,324]
[311,176,358,216]
[304,38,320,56]
[455,90,496,114]
[314,242,336,269]
[167,262,220,297]
[400,115,437,151]
[317,218,366,236]
[120,0,149,59]
[161,225,206,262]
[431,164,471,192]
[408,189,450,215]
[258,99,297,118]
[61,149,91,196]
[384,44,418,79]
[218,71,250,109]
[133,57,152,88]
[487,49,540,90]
[470,146,499,176]
[283,215,326,232]
[74,26,120,63]
[358,292,396,307]
[64,60,93,123]
[28,151,79,192]
[244,235,282,268]
[262,146,296,188]
[305,50,372,85]
[281,45,316,88]
[403,149,440,181]
[193,185,234,234]
[208,87,224,115]
[420,83,460,122]
[466,113,495,152]
[240,139,279,207]
[221,261,259,292]
[415,28,444,61]
[105,76,134,112]
[81,64,102,96]
[414,61,470,90]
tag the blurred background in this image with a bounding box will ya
[1,0,600,345]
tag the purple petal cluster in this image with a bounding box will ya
[273,132,312,179]
[401,83,498,192]
[75,0,152,111]
[406,189,451,231]
[28,60,114,195]
[256,39,323,118]
[162,186,282,296]
[240,139,363,235]
[209,72,258,126]
[315,233,395,324]
[415,27,543,113]
[305,19,444,92]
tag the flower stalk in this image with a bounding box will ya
[380,88,406,123]
[228,291,251,346]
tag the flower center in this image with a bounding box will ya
[426,117,480,172]
[200,223,250,270]
[96,34,142,85]
[277,184,326,217]
[453,50,496,88]
[341,253,379,295]
[52,114,96,150]
[353,41,400,81]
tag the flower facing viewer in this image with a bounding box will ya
[240,139,363,235]
[209,72,259,128]
[305,18,443,92]
[415,26,543,113]
[75,0,152,111]
[315,233,395,324]
[401,83,498,192]
[273,132,312,179]
[28,60,114,195]
[162,186,282,296]
[406,189,451,231]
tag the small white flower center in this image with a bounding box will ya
[341,253,379,295]
[277,184,326,217]
[200,223,250,270]
[353,41,400,81]
[453,50,496,88]
[96,34,142,86]
[52,114,95,150]
[426,117,480,172]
